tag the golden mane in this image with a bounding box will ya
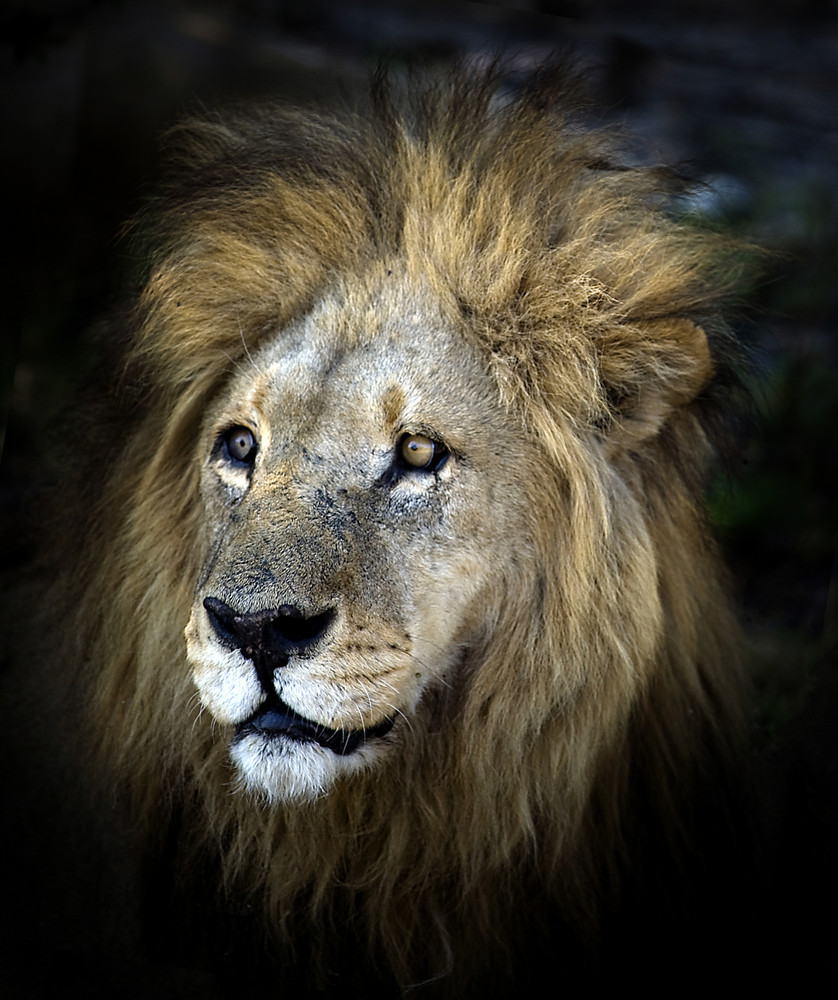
[40,64,750,992]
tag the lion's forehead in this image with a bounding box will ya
[236,288,505,454]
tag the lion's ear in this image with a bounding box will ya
[599,318,713,453]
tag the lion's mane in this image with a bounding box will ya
[31,65,752,992]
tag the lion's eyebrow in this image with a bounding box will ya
[381,385,407,428]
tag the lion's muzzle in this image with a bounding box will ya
[203,596,395,755]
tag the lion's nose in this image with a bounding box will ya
[203,596,335,661]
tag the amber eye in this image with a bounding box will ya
[223,426,257,464]
[398,433,448,472]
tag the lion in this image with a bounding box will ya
[7,64,756,994]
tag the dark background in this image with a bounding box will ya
[2,0,837,984]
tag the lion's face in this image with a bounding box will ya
[185,278,536,801]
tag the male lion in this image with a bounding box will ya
[6,65,757,994]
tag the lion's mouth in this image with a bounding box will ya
[235,695,394,756]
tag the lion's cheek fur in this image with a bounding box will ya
[186,610,263,725]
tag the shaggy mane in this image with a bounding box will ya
[41,63,751,992]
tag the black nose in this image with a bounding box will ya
[203,597,335,662]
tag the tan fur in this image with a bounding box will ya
[52,65,748,991]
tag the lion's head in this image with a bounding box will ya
[36,64,750,991]
[184,281,538,803]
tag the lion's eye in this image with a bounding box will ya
[398,433,448,472]
[223,426,257,464]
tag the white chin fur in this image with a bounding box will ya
[230,729,382,804]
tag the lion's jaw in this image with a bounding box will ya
[184,283,535,803]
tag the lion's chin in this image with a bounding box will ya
[229,697,394,803]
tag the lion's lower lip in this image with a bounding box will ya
[235,697,394,756]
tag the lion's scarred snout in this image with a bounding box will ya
[202,596,396,758]
[203,596,335,669]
